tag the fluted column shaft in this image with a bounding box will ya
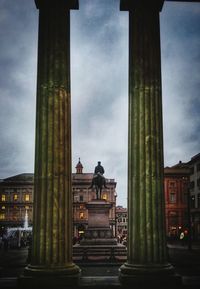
[127,3,166,265]
[25,0,80,276]
[120,0,174,284]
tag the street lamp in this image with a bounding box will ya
[187,185,192,250]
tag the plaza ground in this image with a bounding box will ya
[0,242,200,288]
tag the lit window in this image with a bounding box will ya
[169,192,176,203]
[0,213,5,220]
[25,206,29,210]
[1,206,5,210]
[79,212,84,219]
[25,194,30,201]
[102,194,107,200]
[1,195,6,202]
[14,194,18,201]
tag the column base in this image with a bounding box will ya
[18,263,81,289]
[119,262,182,288]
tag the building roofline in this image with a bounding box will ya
[188,153,200,164]
[164,167,190,175]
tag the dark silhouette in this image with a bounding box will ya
[94,161,105,175]
[89,161,107,199]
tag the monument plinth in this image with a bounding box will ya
[73,164,126,262]
[81,199,117,245]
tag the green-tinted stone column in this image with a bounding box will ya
[119,0,178,286]
[23,0,80,285]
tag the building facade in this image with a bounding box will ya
[72,159,117,240]
[164,161,190,239]
[0,174,33,234]
[0,160,117,239]
[1,155,199,241]
[115,205,127,243]
[188,153,200,240]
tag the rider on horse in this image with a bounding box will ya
[94,161,105,175]
[89,161,107,199]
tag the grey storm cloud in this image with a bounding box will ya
[0,0,200,207]
[161,2,200,166]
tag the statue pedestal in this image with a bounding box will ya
[73,199,127,262]
[81,199,117,245]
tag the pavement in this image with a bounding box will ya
[0,242,200,288]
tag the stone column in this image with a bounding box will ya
[22,0,80,286]
[119,0,178,286]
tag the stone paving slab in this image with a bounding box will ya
[1,275,200,289]
[0,244,200,288]
[80,276,121,288]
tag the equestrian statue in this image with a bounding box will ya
[89,161,108,199]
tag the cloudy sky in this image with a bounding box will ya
[0,0,199,207]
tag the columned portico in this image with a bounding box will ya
[119,0,178,286]
[21,0,80,286]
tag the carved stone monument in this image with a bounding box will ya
[82,162,117,245]
[80,199,117,245]
[73,163,126,261]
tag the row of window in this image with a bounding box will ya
[168,210,188,217]
[1,205,31,210]
[117,218,127,223]
[75,211,118,220]
[117,213,127,218]
[168,181,188,188]
[168,192,200,207]
[3,188,32,193]
[0,213,32,221]
[74,194,108,202]
[168,192,188,204]
[0,194,30,202]
[0,211,32,220]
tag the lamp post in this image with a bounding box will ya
[187,185,192,250]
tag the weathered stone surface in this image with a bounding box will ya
[22,0,80,282]
[86,200,112,228]
[119,0,176,285]
[81,200,117,245]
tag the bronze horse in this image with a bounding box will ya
[89,172,107,199]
